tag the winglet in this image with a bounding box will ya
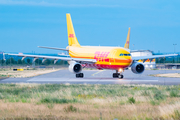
[66,13,81,47]
[124,27,130,49]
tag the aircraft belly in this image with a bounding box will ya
[82,63,130,70]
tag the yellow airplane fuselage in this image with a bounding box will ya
[68,46,133,70]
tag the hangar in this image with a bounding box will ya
[130,50,156,69]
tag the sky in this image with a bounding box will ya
[0,0,180,54]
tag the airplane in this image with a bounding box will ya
[7,13,178,79]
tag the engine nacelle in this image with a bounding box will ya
[131,62,145,74]
[69,61,82,74]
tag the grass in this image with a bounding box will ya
[40,98,78,104]
[128,97,136,104]
[0,84,180,119]
[170,90,179,97]
[63,105,78,112]
[0,74,9,78]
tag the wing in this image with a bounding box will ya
[38,46,69,51]
[132,54,178,61]
[7,53,96,64]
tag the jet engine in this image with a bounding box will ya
[69,61,82,74]
[131,62,145,74]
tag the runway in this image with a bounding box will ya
[0,69,180,85]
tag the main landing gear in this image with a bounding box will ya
[113,70,123,79]
[76,73,84,78]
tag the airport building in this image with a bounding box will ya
[130,50,156,69]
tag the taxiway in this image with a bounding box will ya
[0,69,180,85]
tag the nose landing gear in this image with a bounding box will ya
[113,70,123,79]
[76,73,84,78]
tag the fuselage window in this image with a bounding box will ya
[119,53,131,56]
[119,53,123,56]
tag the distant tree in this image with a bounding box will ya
[164,57,166,63]
[50,59,55,64]
[159,57,166,63]
[22,60,26,64]
[38,59,42,65]
[156,58,159,63]
[10,58,15,64]
[17,59,22,64]
[44,59,51,65]
[57,60,68,65]
[6,59,10,65]
[35,59,42,65]
[27,58,31,64]
[0,59,5,65]
[64,61,68,65]
[58,60,64,65]
[173,59,175,63]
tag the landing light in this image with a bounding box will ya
[119,68,123,73]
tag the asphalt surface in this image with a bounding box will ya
[0,69,180,85]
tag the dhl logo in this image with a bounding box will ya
[69,34,74,38]
[94,51,110,62]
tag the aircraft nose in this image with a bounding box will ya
[127,53,133,64]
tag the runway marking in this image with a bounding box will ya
[28,79,158,82]
[92,70,105,76]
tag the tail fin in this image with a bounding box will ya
[124,27,130,49]
[66,13,80,47]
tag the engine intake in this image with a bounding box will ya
[69,61,82,74]
[131,62,145,74]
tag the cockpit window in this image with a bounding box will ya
[119,53,131,56]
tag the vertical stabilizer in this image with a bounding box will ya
[66,13,80,47]
[124,27,130,49]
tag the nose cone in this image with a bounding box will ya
[115,48,133,67]
[125,56,132,66]
[123,50,133,66]
[129,55,133,65]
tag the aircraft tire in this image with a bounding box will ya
[80,73,84,78]
[76,74,79,78]
[113,73,119,78]
[76,73,84,78]
[119,75,123,79]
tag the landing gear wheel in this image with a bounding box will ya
[79,73,84,78]
[112,73,116,78]
[113,73,123,79]
[76,73,84,78]
[76,74,79,78]
[113,73,119,78]
[119,75,123,79]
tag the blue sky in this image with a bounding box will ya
[0,0,180,53]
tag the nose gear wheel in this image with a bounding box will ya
[76,73,84,78]
[113,73,123,79]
